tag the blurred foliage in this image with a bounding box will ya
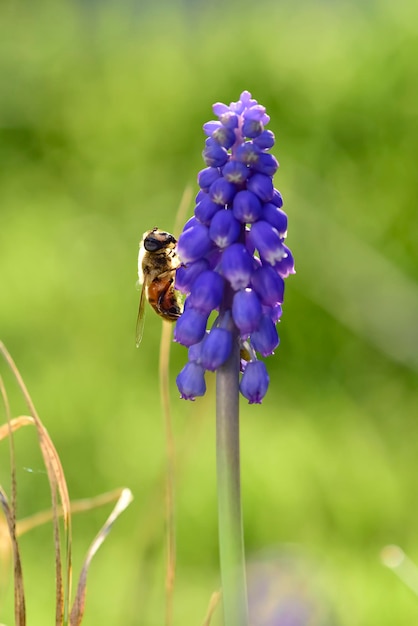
[1,0,418,624]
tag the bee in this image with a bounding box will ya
[136,227,183,346]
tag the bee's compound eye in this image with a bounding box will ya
[144,237,163,252]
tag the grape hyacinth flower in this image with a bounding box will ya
[173,91,294,626]
[175,91,294,404]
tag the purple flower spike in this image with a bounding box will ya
[176,362,206,400]
[188,270,225,314]
[174,307,208,346]
[240,360,269,404]
[175,90,294,402]
[221,243,254,290]
[200,328,233,371]
[177,222,212,264]
[209,210,241,248]
[232,288,262,337]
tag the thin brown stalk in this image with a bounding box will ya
[159,319,176,626]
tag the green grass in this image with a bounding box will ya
[1,0,418,624]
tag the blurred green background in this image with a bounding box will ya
[1,0,418,624]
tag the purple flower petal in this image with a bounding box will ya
[188,270,225,314]
[248,221,287,265]
[176,362,206,400]
[253,130,275,149]
[200,328,233,371]
[251,265,285,306]
[174,307,208,346]
[240,360,269,404]
[209,177,237,205]
[233,190,263,224]
[221,243,254,290]
[247,173,274,202]
[209,209,241,248]
[175,258,209,294]
[222,160,249,184]
[262,203,288,235]
[177,222,212,264]
[195,194,222,225]
[232,288,262,336]
[198,167,221,191]
[250,314,279,357]
[274,245,296,278]
[202,138,228,167]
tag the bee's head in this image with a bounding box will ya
[143,228,177,252]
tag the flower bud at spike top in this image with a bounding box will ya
[253,129,275,149]
[212,125,236,149]
[174,90,294,402]
[203,138,228,167]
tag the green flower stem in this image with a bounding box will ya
[216,326,249,626]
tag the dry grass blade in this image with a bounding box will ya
[159,320,176,626]
[16,488,128,537]
[201,590,221,626]
[173,184,193,239]
[0,374,24,623]
[0,416,35,441]
[69,488,134,626]
[0,488,26,626]
[0,342,72,625]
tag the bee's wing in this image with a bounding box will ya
[135,283,147,347]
